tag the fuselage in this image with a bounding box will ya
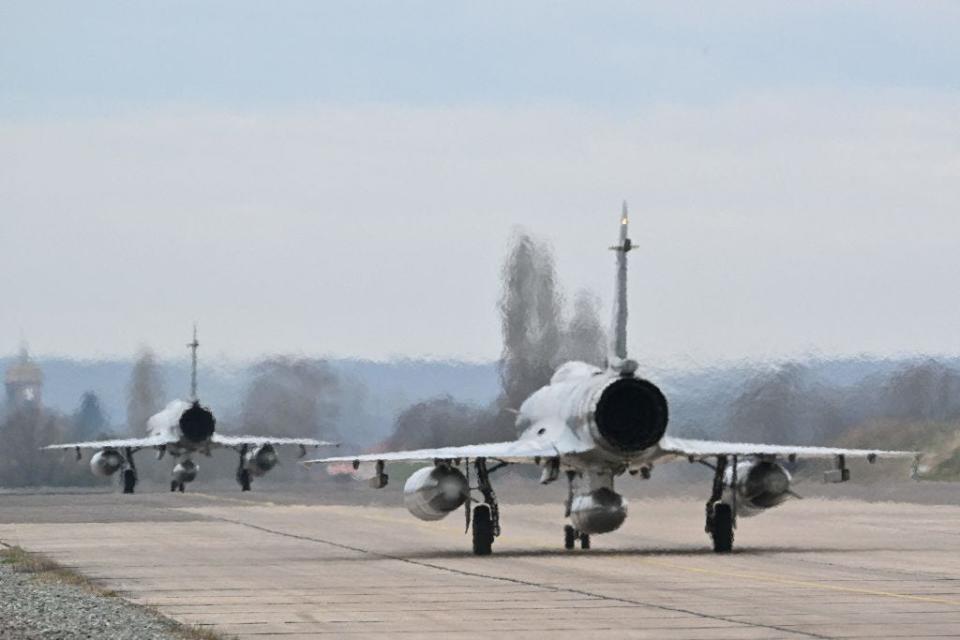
[146,399,217,456]
[514,360,669,470]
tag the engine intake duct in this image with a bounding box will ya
[594,377,668,452]
[179,402,216,442]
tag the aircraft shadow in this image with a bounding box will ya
[342,545,898,562]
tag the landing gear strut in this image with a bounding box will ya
[562,472,590,550]
[470,458,501,556]
[705,455,735,553]
[236,444,252,492]
[121,447,138,494]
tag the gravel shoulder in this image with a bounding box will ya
[0,545,225,640]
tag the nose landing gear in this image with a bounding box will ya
[563,525,590,550]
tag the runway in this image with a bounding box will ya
[2,483,960,639]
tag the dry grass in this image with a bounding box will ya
[0,544,96,589]
[0,544,236,640]
[177,624,234,640]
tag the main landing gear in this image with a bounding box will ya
[170,481,185,492]
[472,505,493,556]
[236,445,252,492]
[705,454,736,553]
[121,447,138,494]
[468,458,501,556]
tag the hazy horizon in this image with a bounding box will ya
[3,2,958,365]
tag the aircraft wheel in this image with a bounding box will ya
[564,525,576,550]
[579,533,591,550]
[170,481,177,492]
[238,469,252,492]
[122,469,137,494]
[472,504,494,556]
[178,482,185,493]
[711,503,734,553]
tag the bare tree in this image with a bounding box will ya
[498,232,564,412]
[560,290,607,366]
[240,357,340,441]
[126,348,165,435]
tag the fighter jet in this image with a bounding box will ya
[46,328,337,494]
[303,204,917,555]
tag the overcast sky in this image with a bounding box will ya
[2,1,959,366]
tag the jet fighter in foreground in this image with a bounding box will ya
[304,205,917,555]
[46,329,337,493]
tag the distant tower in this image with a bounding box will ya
[5,343,43,411]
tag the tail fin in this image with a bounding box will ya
[187,324,199,401]
[608,202,635,368]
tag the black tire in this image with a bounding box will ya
[579,533,591,550]
[564,525,576,550]
[178,482,185,493]
[472,504,494,556]
[711,503,734,553]
[238,469,252,492]
[170,481,177,492]
[122,469,136,494]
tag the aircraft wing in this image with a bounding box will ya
[211,434,338,448]
[43,435,173,450]
[303,438,579,466]
[658,435,918,461]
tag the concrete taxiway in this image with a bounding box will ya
[2,481,960,639]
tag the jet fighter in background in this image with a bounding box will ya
[46,328,337,493]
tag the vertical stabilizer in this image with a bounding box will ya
[187,324,199,401]
[609,202,634,367]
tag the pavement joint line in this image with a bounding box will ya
[637,558,960,608]
[201,514,831,640]
[301,506,960,608]
[192,503,960,608]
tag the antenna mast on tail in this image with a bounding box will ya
[188,324,199,402]
[608,202,635,369]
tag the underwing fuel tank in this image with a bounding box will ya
[172,459,199,484]
[90,449,124,477]
[725,460,793,517]
[403,465,469,521]
[243,444,279,477]
[569,488,628,534]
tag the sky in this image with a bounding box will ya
[1,1,959,366]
